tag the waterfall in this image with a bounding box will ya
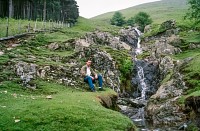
[133,28,147,100]
[132,28,147,128]
[134,28,142,55]
[137,66,147,100]
[135,28,141,48]
[118,27,162,130]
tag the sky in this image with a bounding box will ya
[76,0,161,18]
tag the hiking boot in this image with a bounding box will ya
[98,87,105,91]
[91,89,96,92]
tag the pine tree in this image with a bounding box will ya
[110,12,125,26]
[0,0,79,24]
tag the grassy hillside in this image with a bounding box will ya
[0,17,135,130]
[0,81,134,130]
[0,17,120,39]
[92,0,188,24]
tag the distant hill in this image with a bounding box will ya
[91,0,188,24]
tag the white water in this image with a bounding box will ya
[134,28,142,55]
[137,66,147,100]
[133,28,147,100]
[132,28,148,129]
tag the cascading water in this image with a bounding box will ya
[134,28,142,55]
[118,26,185,130]
[132,28,147,101]
[131,28,148,129]
[118,27,159,130]
[137,66,147,100]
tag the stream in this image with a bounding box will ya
[117,28,182,131]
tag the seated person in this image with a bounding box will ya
[80,60,103,92]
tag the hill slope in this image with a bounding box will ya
[92,0,188,24]
[0,17,135,130]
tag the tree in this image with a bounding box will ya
[43,0,46,22]
[126,17,135,26]
[185,0,200,23]
[9,0,13,18]
[110,12,125,26]
[0,0,79,24]
[133,12,152,31]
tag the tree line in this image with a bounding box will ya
[110,11,152,32]
[0,0,79,24]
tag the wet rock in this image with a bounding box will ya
[119,27,140,48]
[118,98,146,108]
[131,60,160,99]
[147,96,186,126]
[185,96,200,112]
[146,69,187,126]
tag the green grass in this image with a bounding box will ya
[0,81,135,131]
[0,16,117,39]
[92,0,188,24]
[27,17,120,43]
[180,31,200,44]
[0,16,119,40]
[0,54,10,65]
[0,17,137,130]
[174,49,200,104]
[182,54,200,94]
[0,18,62,38]
[173,49,200,60]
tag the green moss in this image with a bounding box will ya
[137,51,150,59]
[178,96,185,105]
[187,123,199,131]
[161,69,173,84]
[100,46,133,91]
[142,24,161,38]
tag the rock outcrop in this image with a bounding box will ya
[185,96,200,128]
[119,27,140,48]
[146,69,187,126]
[131,60,160,99]
[13,30,132,92]
[143,20,188,127]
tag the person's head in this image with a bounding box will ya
[86,60,92,67]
